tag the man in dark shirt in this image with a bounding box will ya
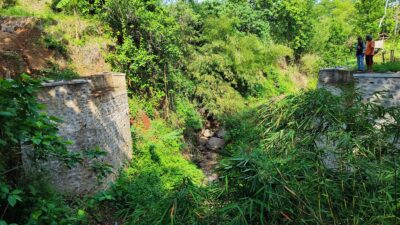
[355,37,365,72]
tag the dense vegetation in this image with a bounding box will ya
[1,0,400,224]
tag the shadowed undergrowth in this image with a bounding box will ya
[88,89,400,224]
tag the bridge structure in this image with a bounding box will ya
[318,68,400,107]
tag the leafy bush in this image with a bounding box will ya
[20,179,87,225]
[43,35,68,56]
[103,0,182,110]
[101,118,205,224]
[256,0,314,56]
[0,75,83,224]
[0,0,16,8]
[194,16,288,97]
[171,97,203,132]
[40,65,79,81]
[128,95,162,119]
[300,53,324,76]
[263,66,296,97]
[188,12,293,115]
[51,0,103,15]
[311,0,355,66]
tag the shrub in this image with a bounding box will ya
[102,118,205,224]
[51,0,103,15]
[172,97,203,132]
[0,0,16,8]
[40,65,79,81]
[20,178,87,225]
[300,53,323,76]
[188,12,294,115]
[43,35,68,56]
[263,66,296,97]
[103,0,182,108]
[0,75,83,224]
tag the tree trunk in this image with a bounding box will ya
[74,7,80,40]
[379,0,390,29]
[163,64,169,118]
[395,0,400,36]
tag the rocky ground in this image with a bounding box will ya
[196,115,226,183]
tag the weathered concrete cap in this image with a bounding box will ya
[90,72,126,77]
[320,67,352,71]
[354,73,400,78]
[40,72,126,87]
[41,79,89,87]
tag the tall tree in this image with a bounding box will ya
[103,0,183,114]
[356,0,386,35]
[311,0,356,65]
[255,0,315,56]
[395,0,400,35]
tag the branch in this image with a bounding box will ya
[379,0,390,28]
[1,165,22,176]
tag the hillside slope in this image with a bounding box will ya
[0,1,112,78]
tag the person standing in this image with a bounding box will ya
[355,37,365,71]
[365,35,375,72]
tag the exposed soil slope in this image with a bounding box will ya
[0,15,111,78]
[0,16,62,78]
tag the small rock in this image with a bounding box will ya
[216,128,227,138]
[206,137,225,150]
[198,107,207,115]
[202,129,214,138]
[207,173,218,182]
[197,144,207,151]
[205,152,218,160]
[198,136,208,145]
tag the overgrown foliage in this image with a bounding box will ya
[97,101,206,224]
[40,0,400,115]
[95,88,400,224]
[0,75,113,224]
[0,75,84,224]
[220,89,400,224]
[3,0,400,224]
[103,0,183,114]
[40,65,79,81]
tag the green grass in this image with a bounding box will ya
[0,5,33,16]
[373,62,400,73]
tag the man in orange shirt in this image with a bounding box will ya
[365,35,375,72]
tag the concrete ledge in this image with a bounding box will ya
[90,72,126,77]
[321,67,353,71]
[354,73,400,78]
[319,68,354,84]
[318,69,400,107]
[42,79,89,87]
[41,72,126,87]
